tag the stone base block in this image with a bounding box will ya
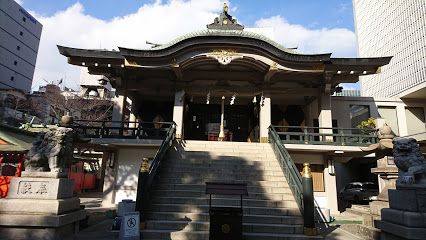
[0,222,78,240]
[370,200,389,216]
[0,197,80,215]
[381,231,409,240]
[381,208,426,228]
[388,188,426,212]
[380,220,426,239]
[0,210,86,227]
[340,224,380,240]
[20,171,68,178]
[7,177,73,200]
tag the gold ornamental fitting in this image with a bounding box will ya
[223,3,228,13]
[141,158,150,173]
[302,163,312,178]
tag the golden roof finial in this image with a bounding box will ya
[223,2,228,13]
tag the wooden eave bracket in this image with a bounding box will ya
[264,64,279,82]
[323,72,333,94]
[171,64,183,81]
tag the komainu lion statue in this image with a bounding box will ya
[25,127,76,172]
[392,138,426,185]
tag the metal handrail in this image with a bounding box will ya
[271,125,378,146]
[268,126,303,211]
[71,120,174,139]
[135,122,176,220]
[269,126,330,229]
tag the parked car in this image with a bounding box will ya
[339,182,379,203]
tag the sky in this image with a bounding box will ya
[17,0,358,91]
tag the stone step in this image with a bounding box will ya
[144,141,308,239]
[155,179,289,188]
[158,170,286,179]
[147,211,302,224]
[165,158,282,166]
[142,230,320,240]
[151,190,295,202]
[182,147,275,153]
[141,229,208,240]
[149,203,301,216]
[155,184,292,194]
[161,163,283,171]
[181,151,276,159]
[162,163,283,171]
[180,140,270,147]
[156,174,287,182]
[181,144,273,149]
[151,196,300,210]
[146,220,303,234]
[161,166,284,176]
[156,177,289,184]
[244,232,323,240]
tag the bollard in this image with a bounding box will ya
[302,163,318,236]
[135,157,149,229]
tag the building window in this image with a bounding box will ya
[10,76,15,81]
[350,105,370,129]
[378,106,399,136]
[22,17,26,22]
[14,61,18,66]
[16,46,20,51]
[405,107,426,135]
[19,31,23,36]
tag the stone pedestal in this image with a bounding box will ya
[380,185,426,239]
[0,172,86,240]
[367,156,398,228]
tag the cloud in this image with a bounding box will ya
[254,15,357,57]
[31,1,357,91]
[338,2,349,13]
[31,0,222,90]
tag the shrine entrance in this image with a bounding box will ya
[183,95,259,142]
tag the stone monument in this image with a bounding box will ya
[0,116,86,240]
[379,138,426,239]
[363,124,398,227]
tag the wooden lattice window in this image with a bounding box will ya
[296,164,325,192]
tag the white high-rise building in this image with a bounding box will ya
[0,0,42,93]
[353,0,426,98]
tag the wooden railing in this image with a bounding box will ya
[72,120,174,139]
[270,125,378,146]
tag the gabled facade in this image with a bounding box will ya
[57,7,400,215]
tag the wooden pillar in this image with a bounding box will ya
[173,90,185,139]
[259,96,271,143]
[112,91,127,128]
[318,93,333,142]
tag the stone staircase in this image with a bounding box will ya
[141,140,321,240]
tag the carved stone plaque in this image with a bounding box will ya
[7,177,74,199]
[17,181,49,196]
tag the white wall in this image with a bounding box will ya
[331,96,426,136]
[113,147,158,204]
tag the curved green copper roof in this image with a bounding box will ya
[149,29,316,55]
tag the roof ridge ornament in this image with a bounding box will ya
[207,3,244,30]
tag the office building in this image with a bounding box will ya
[0,0,42,93]
[353,0,426,99]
